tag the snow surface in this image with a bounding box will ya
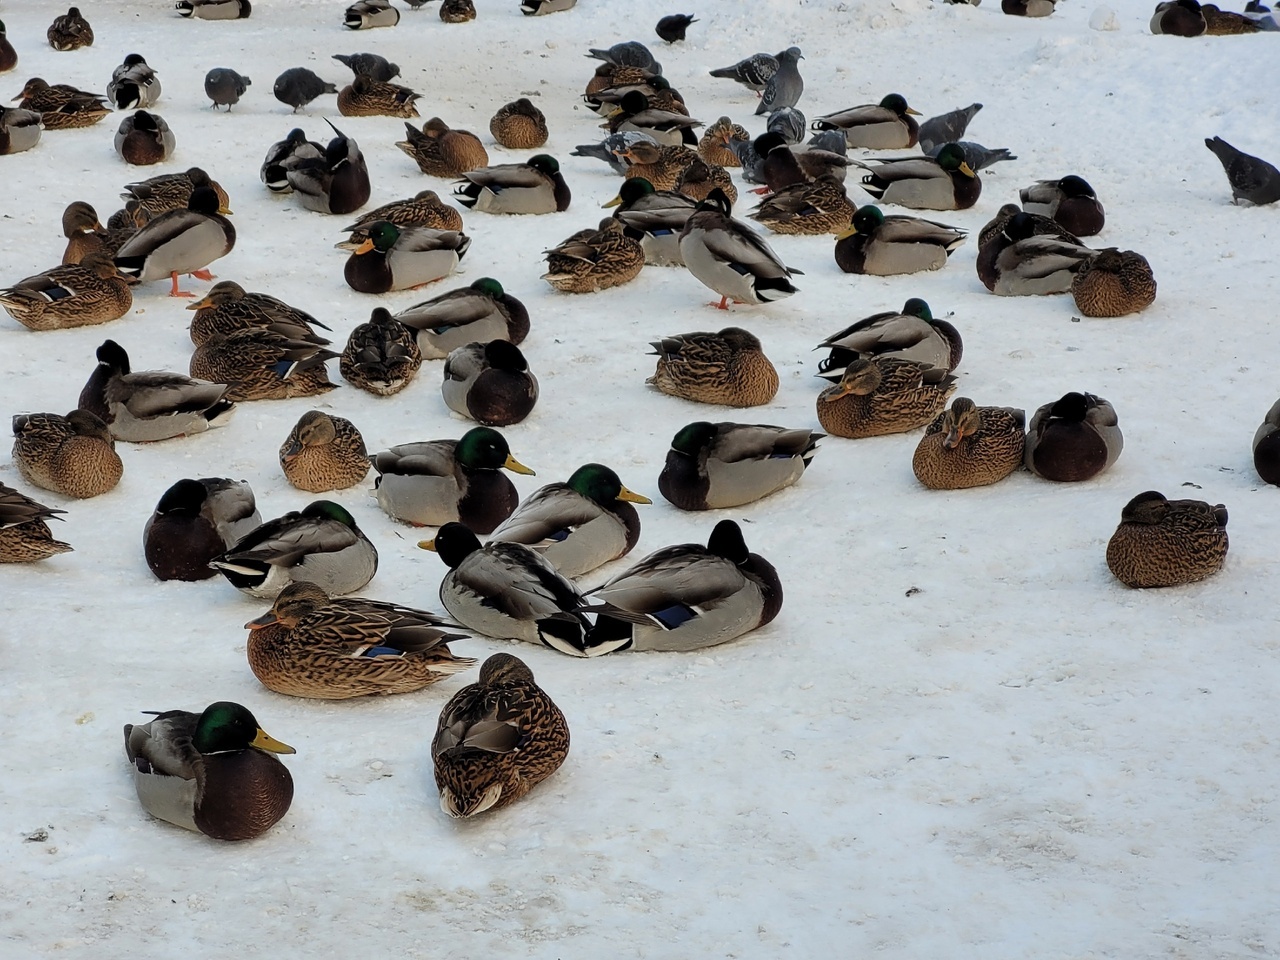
[2,0,1279,955]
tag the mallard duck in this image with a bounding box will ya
[603,91,700,147]
[114,187,235,298]
[177,0,253,19]
[0,105,41,155]
[286,121,370,215]
[1003,0,1057,14]
[656,12,697,41]
[542,218,645,293]
[338,73,420,118]
[911,398,1026,490]
[108,54,160,109]
[647,327,779,407]
[1203,2,1263,30]
[675,155,738,205]
[749,175,855,236]
[260,127,324,193]
[584,62,658,100]
[678,189,800,309]
[419,524,587,643]
[371,427,534,531]
[572,130,657,175]
[1020,176,1105,236]
[1204,136,1280,206]
[397,117,489,177]
[750,133,812,193]
[78,339,236,442]
[190,328,338,401]
[0,20,17,74]
[1254,398,1280,485]
[0,483,72,563]
[114,110,175,166]
[273,67,337,112]
[853,143,981,210]
[812,93,922,149]
[0,250,132,331]
[540,519,782,656]
[124,702,293,841]
[442,341,538,426]
[61,202,137,265]
[279,411,369,493]
[213,500,378,598]
[12,409,123,498]
[976,206,1079,289]
[708,50,780,94]
[603,176,697,266]
[143,477,260,581]
[186,280,330,346]
[123,167,230,218]
[14,78,109,129]
[47,7,93,50]
[1151,0,1208,32]
[521,0,576,15]
[337,191,464,249]
[439,0,477,21]
[833,206,967,277]
[490,98,548,149]
[657,421,821,510]
[393,278,530,359]
[107,201,151,231]
[453,155,570,214]
[1071,249,1157,316]
[1024,392,1123,482]
[988,213,1096,296]
[816,297,962,377]
[587,76,685,120]
[432,653,569,818]
[332,52,400,82]
[345,0,399,28]
[245,582,474,700]
[340,307,422,396]
[488,463,650,577]
[699,116,749,167]
[203,68,250,110]
[619,140,697,191]
[344,221,470,293]
[816,357,957,439]
[1106,492,1228,588]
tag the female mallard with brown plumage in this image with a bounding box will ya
[279,411,369,493]
[0,250,132,330]
[749,175,855,235]
[186,280,330,346]
[1024,392,1122,482]
[675,155,738,205]
[1106,492,1228,588]
[397,117,489,177]
[0,483,72,563]
[123,167,230,218]
[1071,249,1156,316]
[911,398,1026,490]
[338,191,464,250]
[542,218,644,293]
[620,140,698,191]
[245,581,474,700]
[490,98,548,149]
[14,77,108,129]
[47,7,93,51]
[648,326,779,407]
[340,307,422,396]
[833,205,966,276]
[699,116,749,167]
[12,409,122,499]
[432,653,569,818]
[61,202,138,265]
[817,357,956,439]
[189,328,338,401]
[338,73,420,118]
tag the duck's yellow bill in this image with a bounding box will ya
[601,195,623,208]
[418,538,438,551]
[252,728,296,755]
[835,224,858,240]
[503,454,535,476]
[617,485,652,504]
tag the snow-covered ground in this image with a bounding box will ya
[2,0,1279,955]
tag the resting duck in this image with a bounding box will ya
[541,218,645,293]
[143,477,260,581]
[186,280,329,346]
[278,411,369,493]
[344,0,399,28]
[343,221,469,293]
[988,213,1095,296]
[123,167,230,218]
[432,653,570,818]
[604,176,697,266]
[1020,175,1105,236]
[0,483,72,563]
[393,278,530,359]
[911,398,1026,490]
[337,74,420,118]
[114,110,175,166]
[1254,398,1280,485]
[245,581,474,700]
[748,175,855,236]
[816,297,962,376]
[1024,392,1123,482]
[124,702,293,841]
[0,105,42,155]
[648,326,779,406]
[371,427,534,532]
[0,250,132,331]
[338,190,464,247]
[619,140,698,191]
[811,93,921,149]
[1071,249,1157,317]
[442,340,539,426]
[397,117,489,177]
[1151,0,1208,34]
[14,78,109,129]
[108,53,160,109]
[453,155,571,214]
[853,143,981,210]
[113,186,235,298]
[12,409,122,499]
[340,308,422,396]
[833,205,967,276]
[47,7,93,50]
[816,357,956,439]
[285,121,370,215]
[177,0,253,19]
[61,201,137,265]
[678,189,800,308]
[490,98,548,149]
[488,463,651,577]
[260,128,323,193]
[657,421,821,510]
[1106,492,1228,588]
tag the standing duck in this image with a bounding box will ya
[816,297,962,376]
[14,78,109,129]
[490,98,548,149]
[1020,176,1105,236]
[1024,392,1123,482]
[143,477,260,581]
[279,411,369,493]
[0,250,132,331]
[833,205,967,276]
[647,327,779,407]
[657,422,821,511]
[453,155,570,214]
[488,463,650,578]
[12,410,123,499]
[245,582,474,700]
[442,341,538,426]
[123,702,294,841]
[0,483,72,563]
[371,427,534,531]
[811,94,921,149]
[108,54,160,109]
[854,143,981,211]
[337,74,420,118]
[114,187,233,297]
[678,189,800,308]
[817,357,957,439]
[114,110,175,166]
[343,221,470,293]
[1106,493,1228,588]
[432,653,570,818]
[47,7,93,50]
[213,500,378,599]
[393,278,530,358]
[340,308,422,396]
[397,117,489,177]
[911,398,1026,490]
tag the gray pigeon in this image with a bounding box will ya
[571,131,659,175]
[806,129,848,156]
[332,52,401,82]
[754,47,803,116]
[204,68,251,111]
[926,140,1016,171]
[725,138,766,184]
[586,41,661,74]
[708,51,779,92]
[767,106,806,144]
[918,103,982,155]
[274,67,337,112]
[1205,136,1280,205]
